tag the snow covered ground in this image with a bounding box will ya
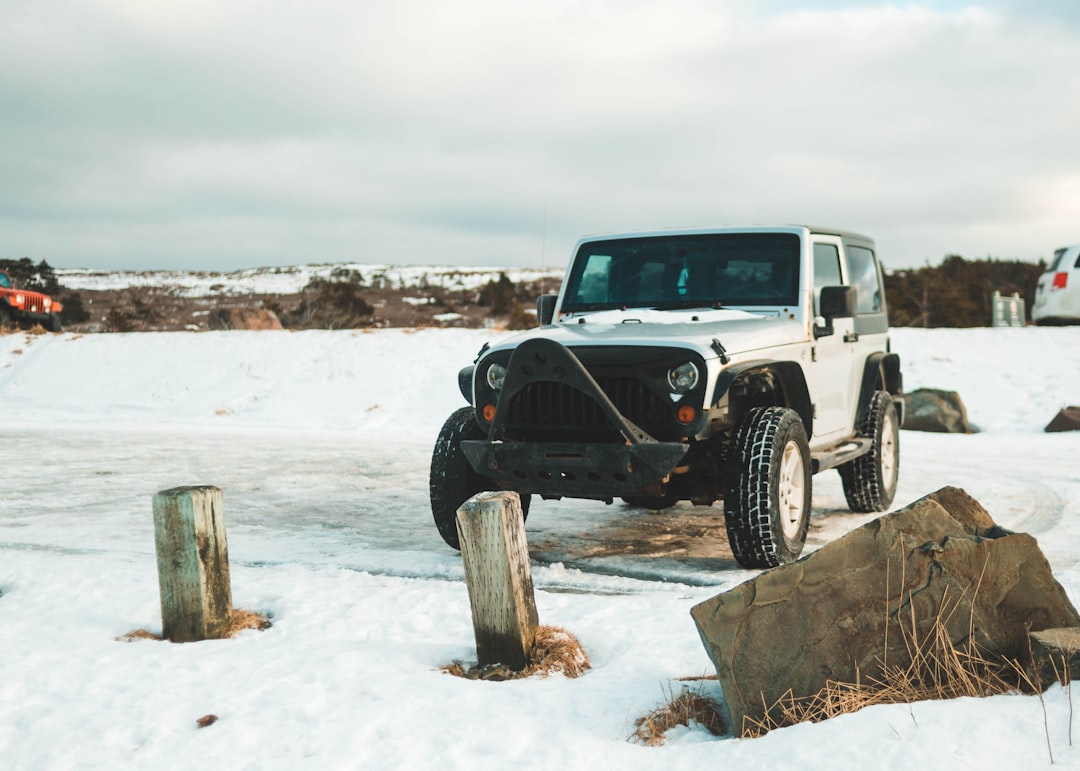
[2,324,1080,769]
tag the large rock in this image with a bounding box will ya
[691,487,1080,733]
[1045,406,1080,433]
[207,307,284,331]
[901,388,975,433]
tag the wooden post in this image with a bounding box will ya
[457,491,539,671]
[153,486,233,643]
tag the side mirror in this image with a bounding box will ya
[536,294,557,326]
[814,285,857,339]
[819,285,857,319]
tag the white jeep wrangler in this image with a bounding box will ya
[430,226,903,568]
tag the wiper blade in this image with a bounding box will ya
[647,300,724,310]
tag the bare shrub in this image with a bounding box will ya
[504,301,535,330]
[286,276,375,329]
[104,293,161,332]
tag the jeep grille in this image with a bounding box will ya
[505,377,669,439]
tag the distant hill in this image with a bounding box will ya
[2,255,1046,332]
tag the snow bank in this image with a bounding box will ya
[3,326,1077,435]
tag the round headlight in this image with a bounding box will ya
[486,362,508,390]
[667,361,699,393]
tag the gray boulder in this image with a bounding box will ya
[1045,406,1080,433]
[901,388,975,433]
[691,487,1080,733]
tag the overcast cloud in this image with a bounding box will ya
[1,1,1077,271]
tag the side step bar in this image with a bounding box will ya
[811,437,873,473]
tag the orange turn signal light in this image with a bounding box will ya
[676,405,697,425]
[482,403,497,422]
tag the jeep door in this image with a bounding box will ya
[804,236,859,446]
[842,241,891,421]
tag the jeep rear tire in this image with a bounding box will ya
[839,390,899,513]
[429,406,530,550]
[723,406,811,568]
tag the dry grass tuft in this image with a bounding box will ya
[630,684,727,746]
[742,588,1029,738]
[117,609,271,643]
[116,628,164,643]
[224,609,273,637]
[442,625,590,681]
[526,625,591,678]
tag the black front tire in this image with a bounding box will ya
[0,306,11,330]
[48,315,62,333]
[723,406,812,569]
[839,391,900,512]
[429,406,530,550]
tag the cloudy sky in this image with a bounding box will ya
[2,1,1078,272]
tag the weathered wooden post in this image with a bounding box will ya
[457,491,539,671]
[153,485,233,643]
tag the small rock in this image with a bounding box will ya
[1029,628,1080,687]
[901,388,975,433]
[196,714,219,729]
[1045,406,1080,433]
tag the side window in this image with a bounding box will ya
[812,243,842,315]
[846,246,882,314]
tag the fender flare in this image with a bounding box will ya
[713,360,814,437]
[457,365,475,403]
[855,352,903,425]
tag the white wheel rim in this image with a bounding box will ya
[778,441,806,540]
[881,411,898,487]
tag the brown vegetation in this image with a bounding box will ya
[63,273,547,332]
[116,609,271,642]
[442,625,590,681]
[7,253,1049,331]
[741,590,1033,738]
[630,683,727,746]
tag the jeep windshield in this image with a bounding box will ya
[560,232,800,313]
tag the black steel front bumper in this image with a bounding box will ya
[461,439,688,499]
[462,337,690,499]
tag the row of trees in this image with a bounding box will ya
[883,255,1045,327]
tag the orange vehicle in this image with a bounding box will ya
[0,269,63,331]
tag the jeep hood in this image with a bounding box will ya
[488,310,807,360]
